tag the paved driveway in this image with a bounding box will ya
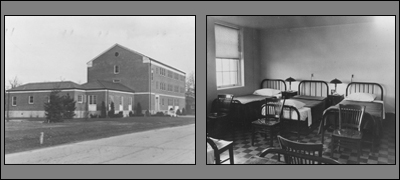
[5,124,195,164]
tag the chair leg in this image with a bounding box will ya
[357,141,361,164]
[251,127,255,146]
[330,137,335,159]
[270,127,273,147]
[229,145,234,164]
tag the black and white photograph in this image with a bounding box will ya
[207,16,395,165]
[5,16,195,164]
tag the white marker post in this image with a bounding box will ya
[40,132,44,145]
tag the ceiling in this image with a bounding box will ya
[211,16,376,30]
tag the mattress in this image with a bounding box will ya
[234,94,281,104]
[338,99,384,121]
[282,107,312,126]
[289,96,326,125]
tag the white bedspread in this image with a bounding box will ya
[282,107,312,126]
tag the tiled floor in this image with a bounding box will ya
[214,114,396,164]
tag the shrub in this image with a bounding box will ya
[108,102,115,118]
[155,111,164,116]
[129,111,134,117]
[145,110,150,116]
[182,108,186,115]
[117,111,124,118]
[100,101,107,118]
[176,109,181,115]
[136,102,142,115]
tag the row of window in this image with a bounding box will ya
[155,67,185,82]
[11,96,44,106]
[160,97,180,106]
[156,81,185,93]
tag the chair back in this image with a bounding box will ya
[214,94,234,113]
[261,98,285,120]
[259,148,341,164]
[277,135,323,164]
[338,104,365,131]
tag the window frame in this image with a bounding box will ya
[77,95,83,103]
[114,65,120,74]
[12,96,17,106]
[214,22,244,90]
[28,96,34,104]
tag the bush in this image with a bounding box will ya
[145,110,150,116]
[181,108,186,115]
[129,111,134,117]
[136,102,143,115]
[108,102,115,118]
[117,111,123,118]
[90,114,98,118]
[100,101,107,118]
[176,109,181,115]
[154,112,164,116]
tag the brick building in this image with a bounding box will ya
[5,44,186,118]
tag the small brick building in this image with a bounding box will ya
[5,44,186,118]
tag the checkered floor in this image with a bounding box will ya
[214,114,396,164]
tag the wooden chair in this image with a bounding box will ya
[207,136,234,164]
[251,98,285,147]
[330,104,366,164]
[208,94,235,138]
[278,135,323,157]
[244,148,340,164]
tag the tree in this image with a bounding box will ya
[185,71,195,114]
[108,102,115,117]
[62,94,76,119]
[8,76,22,90]
[136,102,142,115]
[44,90,64,123]
[100,101,107,118]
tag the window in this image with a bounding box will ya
[114,65,119,74]
[215,23,242,88]
[156,67,159,74]
[168,99,173,105]
[45,96,50,103]
[174,85,179,92]
[168,70,173,78]
[156,81,159,89]
[28,96,34,104]
[174,73,179,80]
[168,84,173,91]
[162,98,164,105]
[77,95,83,103]
[151,68,154,80]
[12,96,17,106]
[180,75,185,82]
[115,52,119,57]
[174,99,179,106]
[113,79,120,83]
[180,87,185,93]
[130,97,133,106]
[88,95,97,105]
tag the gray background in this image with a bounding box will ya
[1,1,398,179]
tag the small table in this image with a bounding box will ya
[327,94,344,107]
[207,112,228,138]
[281,91,297,99]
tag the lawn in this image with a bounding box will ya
[4,116,195,154]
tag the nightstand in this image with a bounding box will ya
[327,94,344,107]
[281,91,297,99]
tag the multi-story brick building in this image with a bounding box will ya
[5,44,186,118]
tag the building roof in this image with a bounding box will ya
[7,81,82,92]
[87,43,186,74]
[81,80,135,92]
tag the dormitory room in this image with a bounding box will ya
[206,16,395,164]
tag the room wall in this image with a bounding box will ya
[207,17,261,114]
[260,21,395,113]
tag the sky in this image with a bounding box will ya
[5,16,195,87]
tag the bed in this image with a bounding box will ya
[231,79,287,129]
[279,80,329,136]
[320,82,384,144]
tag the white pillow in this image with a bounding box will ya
[283,99,306,109]
[253,88,281,96]
[345,93,376,102]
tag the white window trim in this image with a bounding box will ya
[114,65,120,74]
[12,96,17,106]
[77,95,83,103]
[28,96,34,104]
[215,22,245,90]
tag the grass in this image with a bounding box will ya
[5,116,195,154]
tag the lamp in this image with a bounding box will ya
[285,77,296,91]
[330,78,342,95]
